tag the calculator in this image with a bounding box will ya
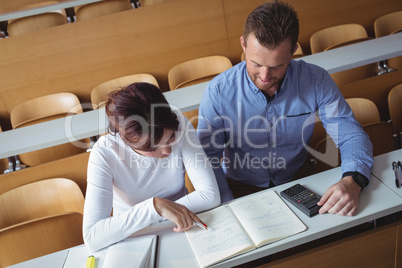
[280,184,321,217]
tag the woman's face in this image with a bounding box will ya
[131,129,176,159]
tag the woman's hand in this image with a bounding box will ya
[153,197,206,232]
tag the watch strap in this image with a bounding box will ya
[342,171,369,189]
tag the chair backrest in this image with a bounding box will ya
[168,55,233,90]
[0,178,84,229]
[7,12,68,36]
[345,98,381,126]
[363,122,394,156]
[374,11,402,38]
[10,92,83,128]
[388,83,402,136]
[10,93,88,166]
[91,73,159,109]
[75,0,133,21]
[310,24,369,54]
[0,212,84,267]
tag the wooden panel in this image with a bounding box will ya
[0,0,229,118]
[0,152,89,195]
[339,70,402,121]
[223,0,402,56]
[258,223,399,268]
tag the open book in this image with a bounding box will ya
[63,235,158,268]
[185,190,307,268]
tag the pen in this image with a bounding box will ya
[193,220,208,230]
[86,255,95,268]
[393,162,399,188]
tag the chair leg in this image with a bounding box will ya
[14,156,26,170]
[376,62,387,76]
[4,157,14,173]
[380,60,396,73]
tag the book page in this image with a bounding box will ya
[103,235,157,268]
[185,205,255,268]
[63,245,109,268]
[229,190,307,247]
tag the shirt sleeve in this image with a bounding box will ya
[315,70,374,180]
[173,115,221,211]
[197,83,235,202]
[83,147,161,253]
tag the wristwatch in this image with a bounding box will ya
[342,171,369,189]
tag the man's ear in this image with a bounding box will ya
[291,42,299,56]
[240,36,246,52]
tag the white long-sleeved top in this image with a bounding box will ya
[83,115,220,252]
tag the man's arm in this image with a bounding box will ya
[197,84,234,203]
[315,73,374,216]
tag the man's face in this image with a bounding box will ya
[241,34,296,96]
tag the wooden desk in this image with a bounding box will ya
[0,0,104,22]
[0,34,401,160]
[6,159,402,267]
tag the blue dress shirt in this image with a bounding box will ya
[197,60,374,202]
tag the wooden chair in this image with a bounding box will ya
[10,92,90,167]
[310,24,377,85]
[7,12,68,36]
[168,55,232,130]
[75,0,133,21]
[0,212,84,267]
[363,122,395,156]
[388,83,402,148]
[345,98,381,126]
[374,11,402,71]
[374,11,402,38]
[0,178,84,229]
[91,73,159,109]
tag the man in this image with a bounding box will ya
[197,1,373,216]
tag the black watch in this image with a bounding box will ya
[342,172,369,189]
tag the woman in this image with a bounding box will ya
[83,82,220,252]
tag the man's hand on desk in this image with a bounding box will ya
[153,197,205,232]
[317,176,361,216]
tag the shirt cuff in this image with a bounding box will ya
[148,197,164,222]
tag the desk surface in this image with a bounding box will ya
[371,149,402,198]
[7,153,402,268]
[0,0,104,22]
[0,33,401,160]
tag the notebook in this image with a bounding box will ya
[63,235,158,268]
[185,190,307,268]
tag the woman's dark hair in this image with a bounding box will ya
[243,1,299,53]
[105,82,179,151]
